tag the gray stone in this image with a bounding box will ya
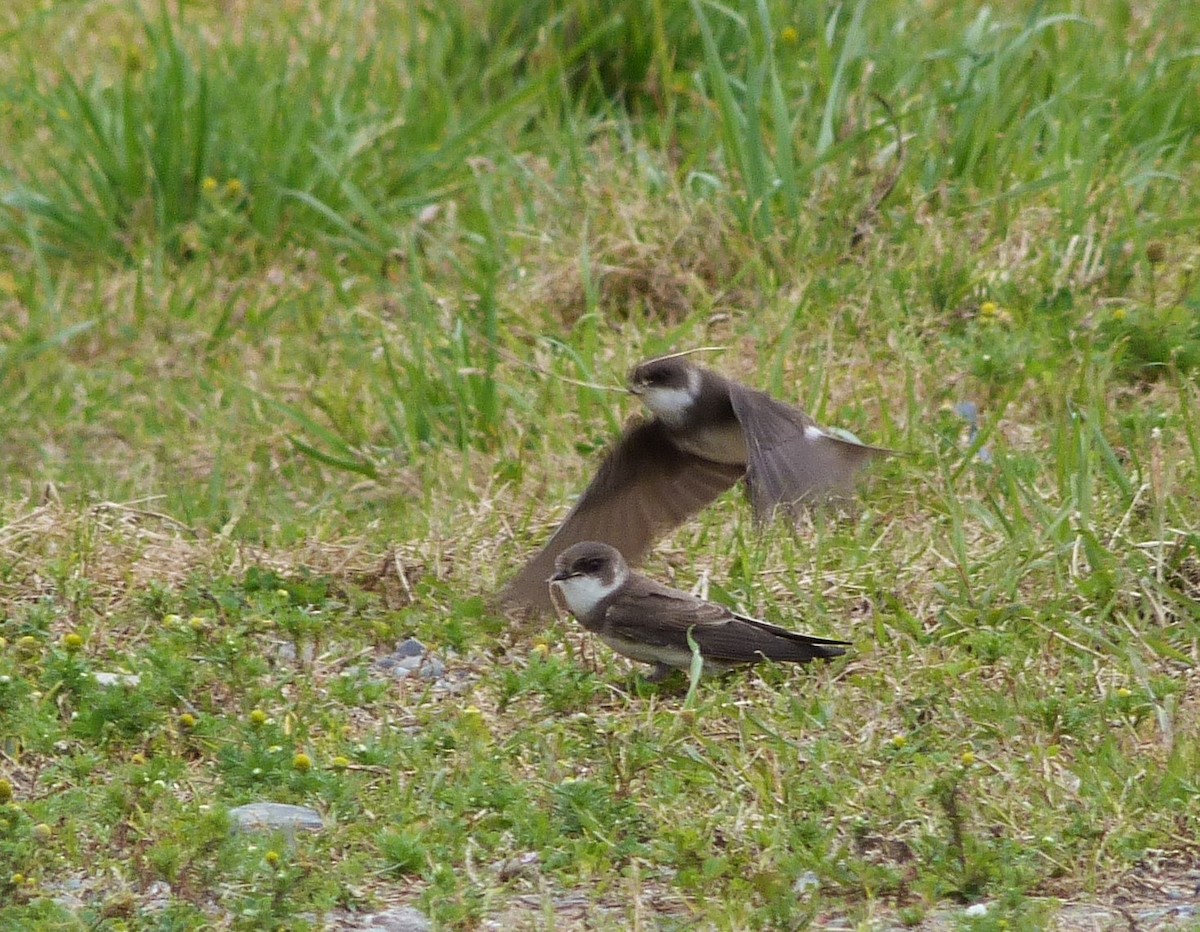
[792,870,819,894]
[954,401,993,463]
[393,638,426,659]
[494,851,541,881]
[275,642,315,664]
[143,880,172,912]
[357,905,432,931]
[432,670,474,694]
[373,638,445,681]
[93,671,141,687]
[228,802,324,834]
[1140,904,1198,923]
[49,875,86,910]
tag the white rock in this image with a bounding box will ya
[229,802,324,834]
[93,672,141,687]
[793,870,820,894]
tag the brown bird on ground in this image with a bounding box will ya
[548,541,849,681]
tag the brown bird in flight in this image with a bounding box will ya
[501,355,888,611]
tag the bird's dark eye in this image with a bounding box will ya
[580,558,604,573]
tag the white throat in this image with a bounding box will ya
[639,369,701,428]
[553,568,626,616]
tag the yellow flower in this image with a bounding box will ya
[1116,687,1132,698]
[224,178,244,198]
[292,752,312,772]
[460,707,491,741]
[890,735,907,749]
[0,779,12,803]
[531,642,550,657]
[249,709,268,727]
[188,616,206,632]
[979,301,998,317]
[331,756,350,771]
[781,26,800,45]
[960,750,976,767]
[62,633,85,652]
[1112,308,1127,322]
[201,177,218,194]
[178,713,197,730]
[264,850,281,867]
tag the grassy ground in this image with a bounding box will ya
[2,0,1199,928]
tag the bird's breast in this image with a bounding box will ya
[553,576,620,617]
[670,419,748,466]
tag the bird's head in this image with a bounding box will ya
[628,356,702,426]
[549,541,628,615]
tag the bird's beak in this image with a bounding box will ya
[628,382,645,396]
[548,570,573,583]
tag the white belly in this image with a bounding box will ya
[599,634,693,667]
[598,634,734,673]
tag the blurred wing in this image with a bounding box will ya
[728,385,888,519]
[500,420,743,612]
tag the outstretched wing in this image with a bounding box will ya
[500,419,743,612]
[728,384,888,520]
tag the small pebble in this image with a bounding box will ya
[793,870,820,894]
[495,851,541,882]
[228,802,324,835]
[356,905,432,931]
[373,638,446,681]
[93,672,142,688]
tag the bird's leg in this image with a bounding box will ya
[642,662,676,684]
